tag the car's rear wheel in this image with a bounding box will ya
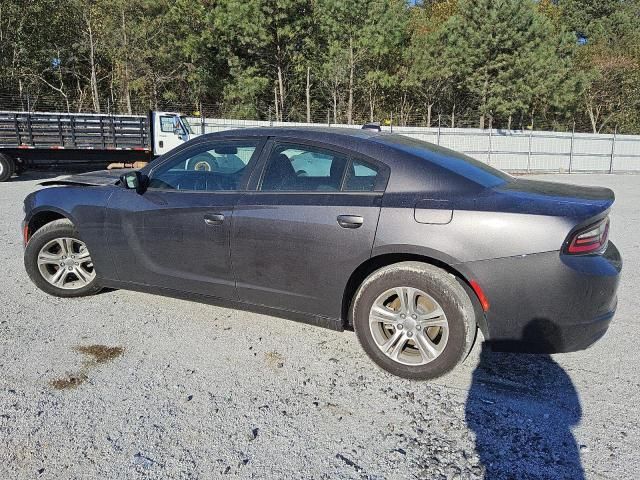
[352,262,476,380]
[24,219,102,297]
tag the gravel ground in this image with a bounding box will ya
[0,172,638,479]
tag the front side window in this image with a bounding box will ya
[260,144,347,191]
[160,116,179,133]
[148,141,258,191]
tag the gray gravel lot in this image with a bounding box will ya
[1,172,639,479]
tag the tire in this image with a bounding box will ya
[352,261,476,380]
[24,219,102,297]
[0,153,15,182]
[187,152,217,171]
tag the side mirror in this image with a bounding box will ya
[120,171,148,194]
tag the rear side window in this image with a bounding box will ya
[379,134,510,188]
[344,159,380,192]
[260,144,348,192]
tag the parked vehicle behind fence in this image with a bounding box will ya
[0,110,195,181]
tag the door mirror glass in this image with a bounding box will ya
[120,171,147,194]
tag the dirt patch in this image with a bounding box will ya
[74,345,124,364]
[49,345,123,390]
[264,351,285,369]
[50,373,88,390]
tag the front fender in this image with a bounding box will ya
[24,186,118,281]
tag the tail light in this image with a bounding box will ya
[566,217,609,254]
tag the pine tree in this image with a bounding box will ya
[440,0,580,129]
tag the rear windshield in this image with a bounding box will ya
[378,135,511,188]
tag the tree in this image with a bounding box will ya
[357,0,408,122]
[0,0,637,133]
[438,0,579,129]
[557,0,622,40]
[405,2,458,126]
[561,0,640,133]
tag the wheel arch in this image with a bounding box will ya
[342,251,489,338]
[26,208,73,241]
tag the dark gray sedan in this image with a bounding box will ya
[22,128,621,379]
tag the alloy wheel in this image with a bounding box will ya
[37,237,96,290]
[369,286,449,366]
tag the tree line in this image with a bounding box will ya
[0,0,638,133]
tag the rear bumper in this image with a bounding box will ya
[462,241,621,354]
[486,302,616,353]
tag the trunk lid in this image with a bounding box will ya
[489,177,614,221]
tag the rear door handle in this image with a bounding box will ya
[204,213,225,225]
[337,215,364,229]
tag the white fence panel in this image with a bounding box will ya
[186,117,640,173]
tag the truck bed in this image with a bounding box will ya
[0,111,151,152]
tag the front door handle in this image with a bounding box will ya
[204,213,225,225]
[337,215,364,229]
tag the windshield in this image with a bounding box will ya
[378,135,512,188]
[180,116,195,134]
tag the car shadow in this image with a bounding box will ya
[465,321,584,479]
[96,287,117,295]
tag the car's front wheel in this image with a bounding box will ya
[24,219,102,297]
[352,262,476,380]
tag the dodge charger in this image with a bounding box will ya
[22,128,622,379]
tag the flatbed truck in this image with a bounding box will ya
[0,110,195,181]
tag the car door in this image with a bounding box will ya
[106,137,265,299]
[231,139,388,319]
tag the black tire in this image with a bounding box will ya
[0,153,15,182]
[352,261,476,380]
[186,152,218,171]
[24,219,102,297]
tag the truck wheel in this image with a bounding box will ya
[351,262,477,380]
[24,219,102,297]
[0,153,15,182]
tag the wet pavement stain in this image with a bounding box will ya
[49,344,124,390]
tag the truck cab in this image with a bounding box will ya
[152,112,196,156]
